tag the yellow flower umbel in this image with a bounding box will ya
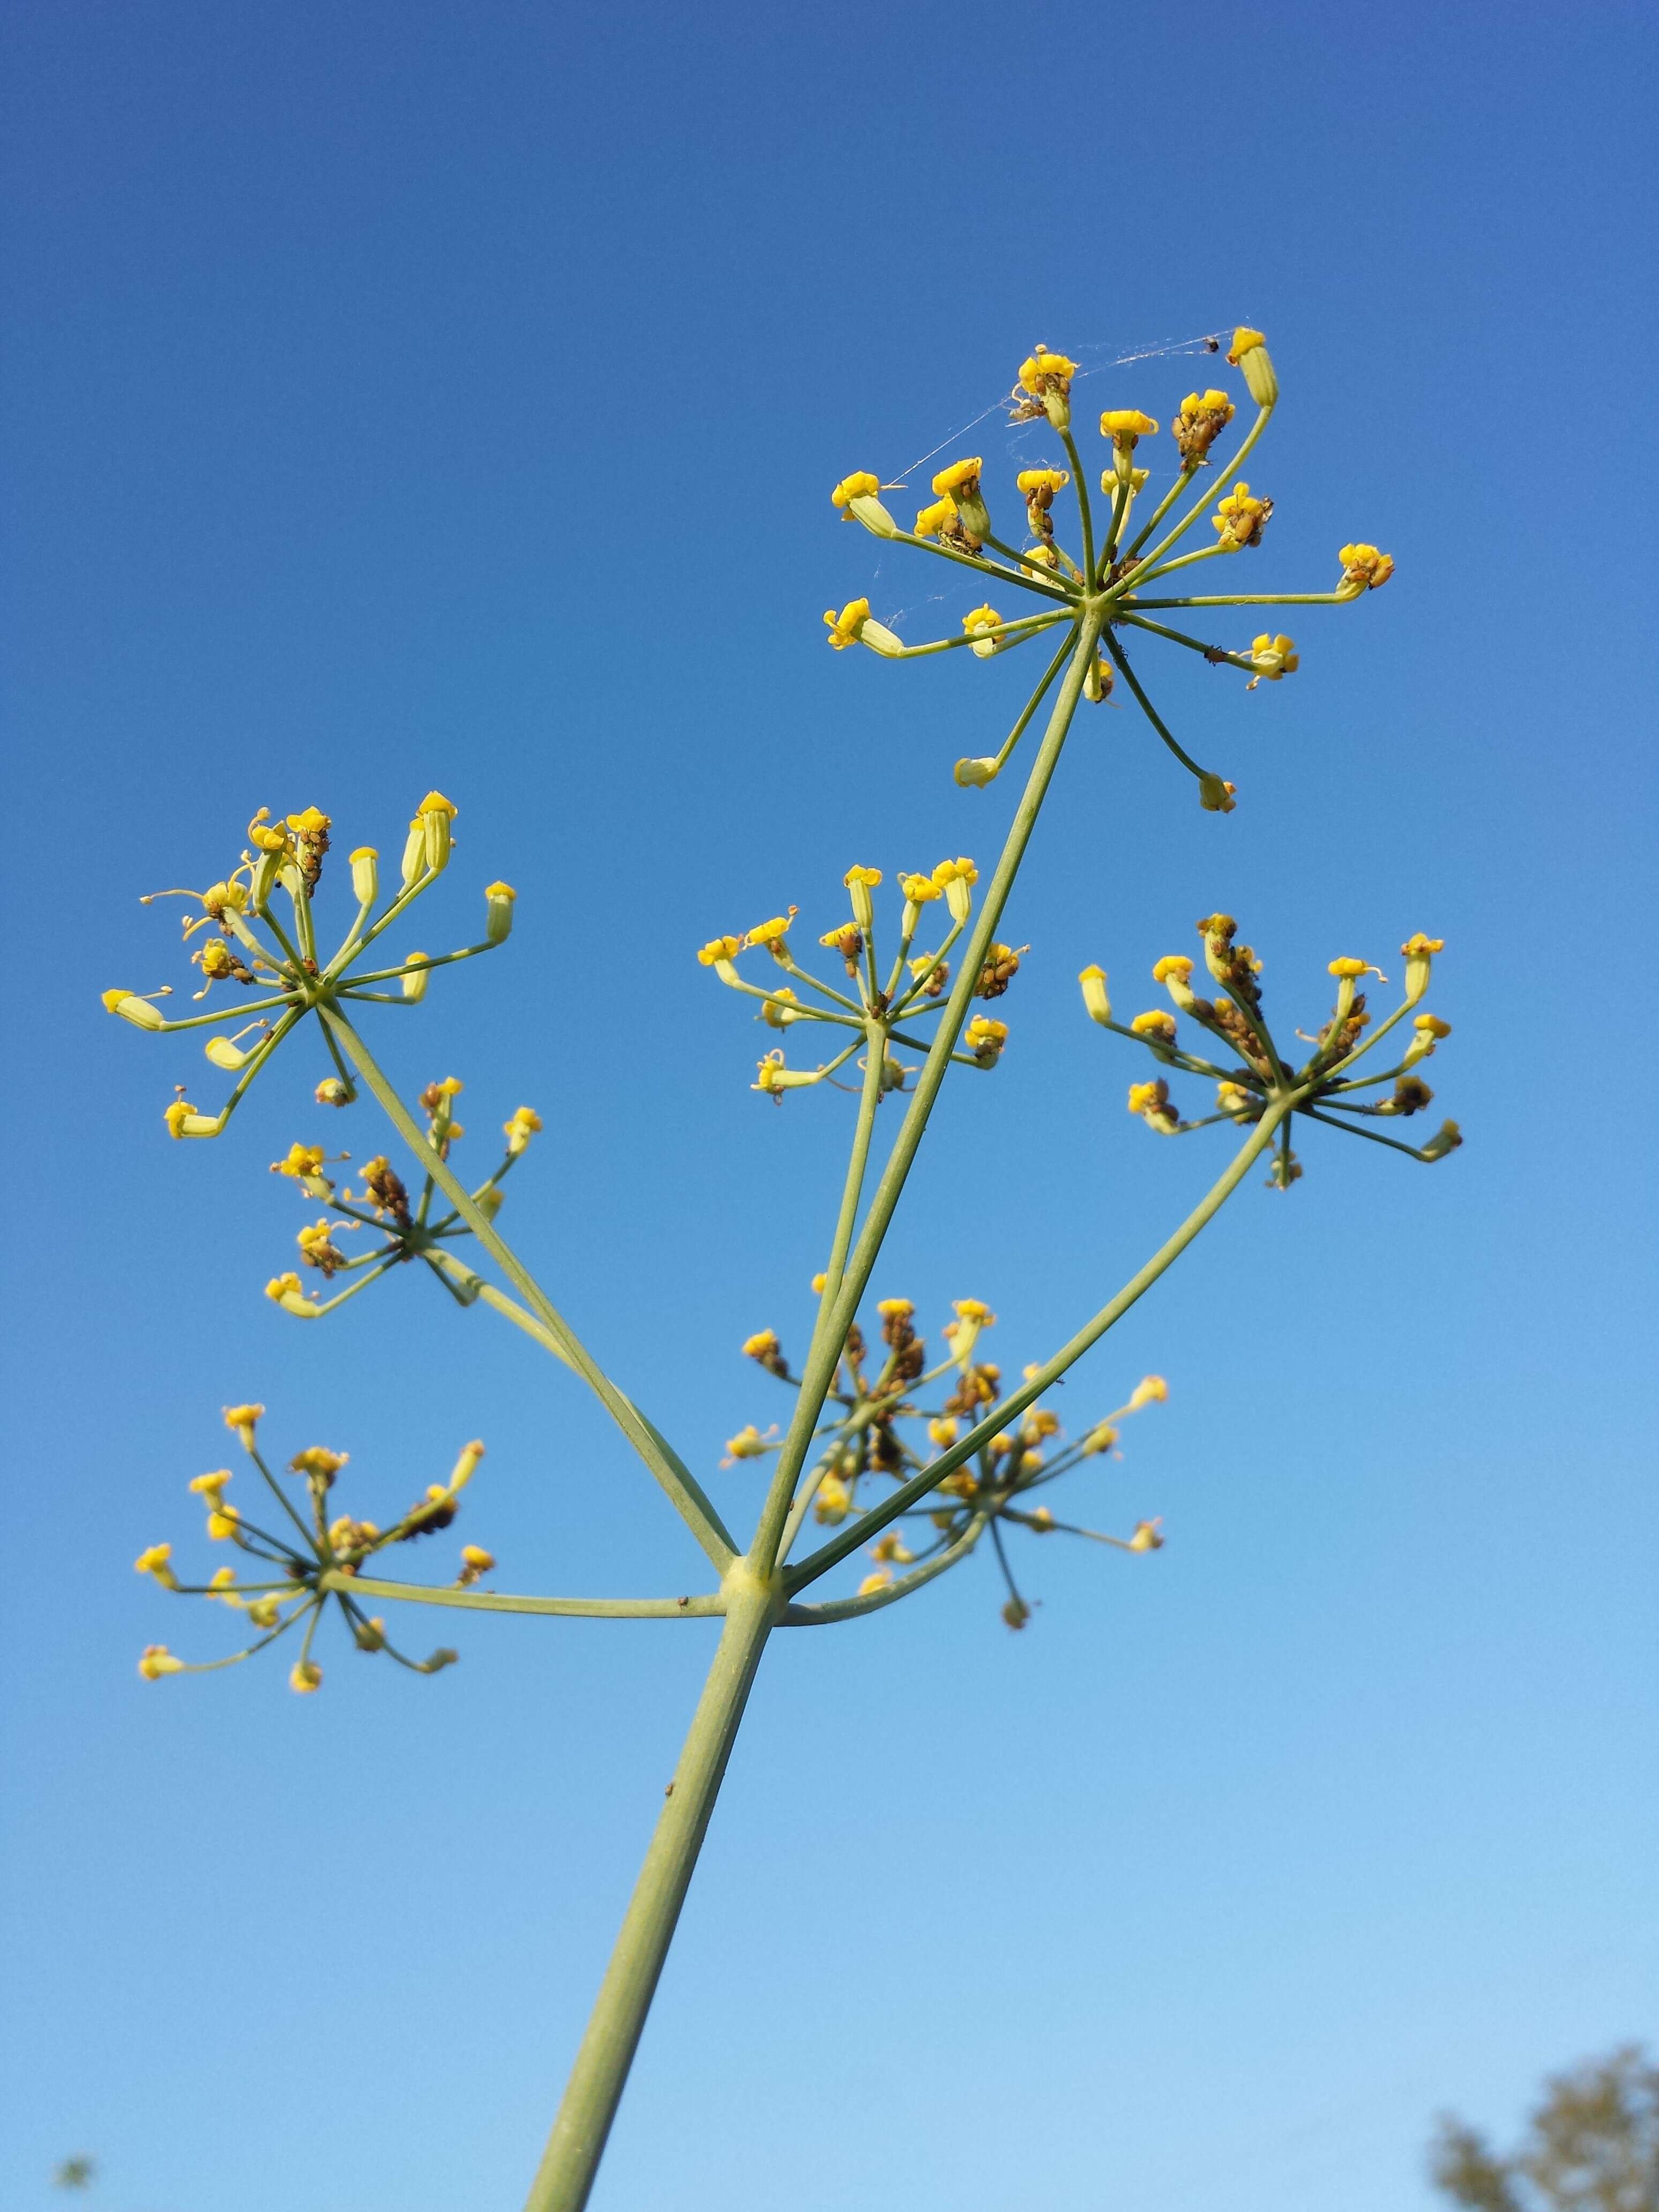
[816,335,1394,810]
[1084,912,1464,1181]
[132,1413,485,1688]
[106,791,518,1144]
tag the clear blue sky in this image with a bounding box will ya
[3,4,1655,2208]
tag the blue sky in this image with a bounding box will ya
[3,3,1656,2207]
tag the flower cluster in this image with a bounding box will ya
[135,1406,493,1692]
[825,328,1393,810]
[263,1080,544,1319]
[697,859,1017,1100]
[732,1294,1169,1628]
[1081,922,1462,1187]
[103,794,515,1140]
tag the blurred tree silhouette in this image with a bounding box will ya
[1431,2047,1658,2212]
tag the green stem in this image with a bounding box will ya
[749,608,1107,1574]
[323,1572,724,1619]
[522,1572,779,2212]
[320,1007,737,1571]
[817,1027,887,1313]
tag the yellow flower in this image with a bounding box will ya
[138,1645,184,1679]
[1152,955,1193,985]
[871,1531,914,1564]
[290,1660,324,1694]
[1080,1422,1118,1456]
[1226,327,1278,408]
[315,1077,352,1108]
[222,1403,264,1446]
[245,1596,281,1628]
[1172,388,1236,462]
[1327,957,1378,980]
[1100,408,1159,446]
[134,1543,177,1588]
[246,807,292,855]
[1339,542,1395,592]
[505,1104,543,1154]
[724,1425,768,1461]
[205,1505,241,1540]
[484,880,517,944]
[932,457,982,500]
[824,598,870,650]
[928,1416,958,1449]
[286,806,331,838]
[1198,774,1238,814]
[271,1142,326,1180]
[189,1469,233,1500]
[163,1100,195,1139]
[1129,1375,1169,1409]
[913,495,957,540]
[1127,1518,1165,1552]
[697,934,743,967]
[1213,482,1271,549]
[1415,1013,1453,1040]
[1216,1080,1256,1118]
[1015,467,1069,497]
[265,1272,308,1306]
[1028,1505,1055,1530]
[953,1298,996,1324]
[744,909,798,951]
[1131,1008,1177,1044]
[208,1565,240,1602]
[899,872,941,906]
[965,1015,1008,1062]
[1078,964,1111,1027]
[831,470,882,513]
[458,1544,496,1584]
[1246,633,1299,685]
[1017,349,1077,395]
[931,855,978,923]
[416,790,458,820]
[1127,1079,1179,1130]
[742,1329,780,1360]
[290,1446,348,1482]
[857,1568,894,1597]
[962,603,1003,659]
[814,1475,854,1523]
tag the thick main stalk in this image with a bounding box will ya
[750,608,1103,1569]
[522,1574,779,2212]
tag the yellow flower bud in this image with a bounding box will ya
[1131,1008,1177,1045]
[1400,933,1444,1003]
[1129,1375,1168,1409]
[134,1543,177,1588]
[843,863,881,931]
[962,603,1004,660]
[484,880,517,944]
[103,990,167,1029]
[289,1660,324,1694]
[1127,1517,1165,1552]
[138,1645,184,1680]
[953,756,1000,788]
[401,955,430,1003]
[1100,408,1159,448]
[349,846,379,905]
[1078,965,1111,1027]
[1246,633,1298,686]
[1227,327,1277,408]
